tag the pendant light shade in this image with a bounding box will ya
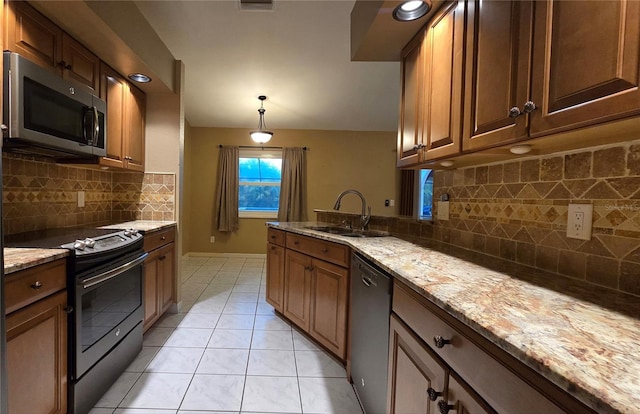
[250,95,273,143]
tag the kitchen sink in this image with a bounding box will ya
[305,226,390,238]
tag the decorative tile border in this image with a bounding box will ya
[318,140,640,298]
[2,153,175,235]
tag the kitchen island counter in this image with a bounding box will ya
[268,221,640,414]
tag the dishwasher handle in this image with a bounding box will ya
[361,275,376,288]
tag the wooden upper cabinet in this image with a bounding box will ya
[6,1,62,70]
[421,0,464,161]
[462,0,533,152]
[99,62,146,171]
[397,31,425,167]
[125,84,146,172]
[6,2,99,93]
[61,33,100,93]
[529,0,640,136]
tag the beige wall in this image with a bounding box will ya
[184,127,398,254]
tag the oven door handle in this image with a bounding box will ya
[80,253,148,289]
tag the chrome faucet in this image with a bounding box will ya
[333,189,371,230]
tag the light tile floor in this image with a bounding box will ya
[90,255,363,414]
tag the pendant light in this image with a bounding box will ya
[250,95,273,143]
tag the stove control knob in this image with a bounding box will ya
[73,240,86,250]
[85,238,96,248]
[131,229,139,236]
[124,230,132,237]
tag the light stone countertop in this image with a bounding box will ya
[4,247,69,275]
[268,221,640,414]
[99,220,176,233]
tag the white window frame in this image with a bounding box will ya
[238,148,282,219]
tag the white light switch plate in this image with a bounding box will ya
[566,203,592,240]
[438,201,450,221]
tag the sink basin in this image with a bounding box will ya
[305,226,389,238]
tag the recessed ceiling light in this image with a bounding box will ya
[440,160,454,167]
[509,144,532,155]
[128,73,152,83]
[393,1,431,21]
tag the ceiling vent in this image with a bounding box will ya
[239,0,273,11]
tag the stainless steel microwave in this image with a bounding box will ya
[2,51,106,158]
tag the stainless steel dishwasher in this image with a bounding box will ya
[350,252,392,414]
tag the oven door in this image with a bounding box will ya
[73,251,147,379]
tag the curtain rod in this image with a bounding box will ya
[218,145,308,150]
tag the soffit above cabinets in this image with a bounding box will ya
[351,0,445,62]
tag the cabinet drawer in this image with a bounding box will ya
[286,233,349,268]
[267,228,286,247]
[5,259,67,314]
[143,226,176,252]
[392,281,566,414]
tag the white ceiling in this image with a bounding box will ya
[134,0,400,132]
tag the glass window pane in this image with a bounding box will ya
[239,158,261,181]
[420,169,433,219]
[239,185,281,211]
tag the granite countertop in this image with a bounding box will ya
[4,248,69,275]
[268,222,640,414]
[99,220,176,232]
[4,220,177,274]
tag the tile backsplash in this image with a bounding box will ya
[319,140,640,298]
[2,153,175,235]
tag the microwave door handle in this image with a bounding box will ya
[92,106,99,147]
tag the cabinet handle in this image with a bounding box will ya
[433,335,451,348]
[64,306,74,314]
[427,387,442,401]
[161,236,166,241]
[270,235,276,239]
[508,106,522,118]
[159,255,166,261]
[305,265,314,271]
[523,100,537,113]
[437,400,454,414]
[31,281,43,290]
[294,241,300,245]
[58,60,72,70]
[413,143,426,150]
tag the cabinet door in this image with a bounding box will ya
[530,0,640,136]
[100,63,127,169]
[422,0,465,161]
[283,250,312,331]
[6,1,62,71]
[125,84,146,172]
[309,258,348,359]
[160,242,176,313]
[143,249,161,331]
[6,290,67,414]
[444,373,496,414]
[62,33,100,93]
[397,31,425,167]
[462,0,533,151]
[387,315,447,414]
[266,243,286,312]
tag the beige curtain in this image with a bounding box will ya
[278,147,307,222]
[214,146,239,232]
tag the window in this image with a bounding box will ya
[238,149,282,218]
[417,169,434,220]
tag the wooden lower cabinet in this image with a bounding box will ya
[387,314,447,414]
[391,280,594,414]
[6,289,67,414]
[143,226,177,331]
[271,230,349,361]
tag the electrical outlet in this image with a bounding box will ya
[437,201,450,221]
[210,236,215,243]
[566,204,593,240]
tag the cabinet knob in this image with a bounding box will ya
[523,100,537,113]
[161,236,166,241]
[438,400,454,414]
[64,306,74,314]
[433,335,451,348]
[427,387,442,401]
[508,106,522,118]
[413,143,426,150]
[322,248,328,253]
[31,281,43,290]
